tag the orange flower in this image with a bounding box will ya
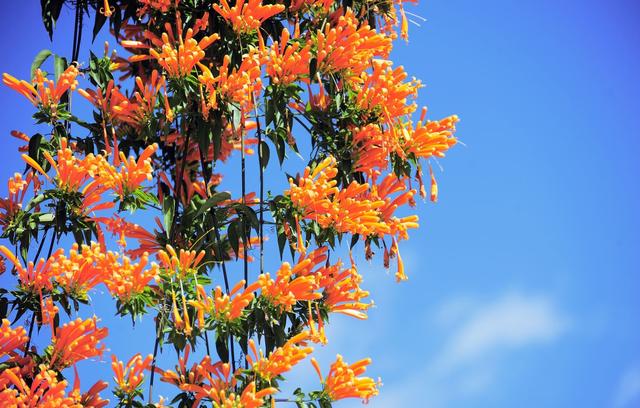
[138,0,178,15]
[124,13,218,78]
[311,355,379,403]
[0,319,28,360]
[315,9,392,84]
[100,0,114,17]
[0,172,36,231]
[49,316,108,370]
[262,27,312,84]
[356,59,421,124]
[159,344,212,390]
[246,331,313,381]
[0,365,72,407]
[0,245,64,292]
[22,138,115,214]
[101,251,160,302]
[78,80,139,126]
[93,142,158,199]
[52,242,108,297]
[188,280,256,327]
[402,109,459,161]
[198,50,262,111]
[2,65,79,109]
[257,262,321,312]
[317,261,372,320]
[213,0,284,33]
[40,296,58,334]
[99,215,165,258]
[111,353,154,394]
[286,156,390,237]
[158,244,205,277]
[351,124,396,176]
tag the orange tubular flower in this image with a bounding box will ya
[124,14,218,78]
[188,280,255,327]
[402,109,459,161]
[0,365,74,407]
[286,157,390,237]
[2,65,79,109]
[312,355,379,403]
[317,262,372,320]
[49,316,108,370]
[138,0,178,15]
[158,244,205,277]
[257,261,321,312]
[350,124,399,176]
[22,138,115,215]
[246,331,314,381]
[52,242,107,297]
[92,142,158,199]
[0,245,64,292]
[262,26,312,84]
[101,251,160,302]
[100,215,165,258]
[357,59,421,124]
[159,345,213,390]
[0,319,28,360]
[198,50,262,111]
[315,9,392,84]
[213,0,284,33]
[78,80,140,126]
[0,172,36,231]
[100,0,114,17]
[111,353,154,394]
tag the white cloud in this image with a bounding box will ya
[435,292,568,372]
[372,291,568,408]
[613,367,640,407]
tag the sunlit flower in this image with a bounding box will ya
[52,242,107,297]
[112,353,154,394]
[0,319,28,360]
[198,50,262,112]
[101,251,160,302]
[262,27,312,85]
[0,245,64,292]
[257,261,321,311]
[189,280,256,327]
[311,355,379,402]
[213,0,284,33]
[2,65,79,110]
[246,331,313,381]
[158,244,205,277]
[315,9,392,84]
[124,13,218,78]
[49,316,108,370]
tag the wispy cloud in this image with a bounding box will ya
[374,291,568,408]
[613,367,640,407]
[434,292,567,372]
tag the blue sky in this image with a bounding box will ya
[1,1,640,407]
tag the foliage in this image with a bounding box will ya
[0,0,458,406]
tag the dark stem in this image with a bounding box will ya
[23,227,57,356]
[150,125,190,402]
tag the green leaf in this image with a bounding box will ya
[259,140,270,170]
[163,196,175,238]
[228,220,240,259]
[92,10,108,40]
[53,55,67,82]
[193,192,231,219]
[31,49,52,80]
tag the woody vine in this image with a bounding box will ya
[0,0,458,406]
